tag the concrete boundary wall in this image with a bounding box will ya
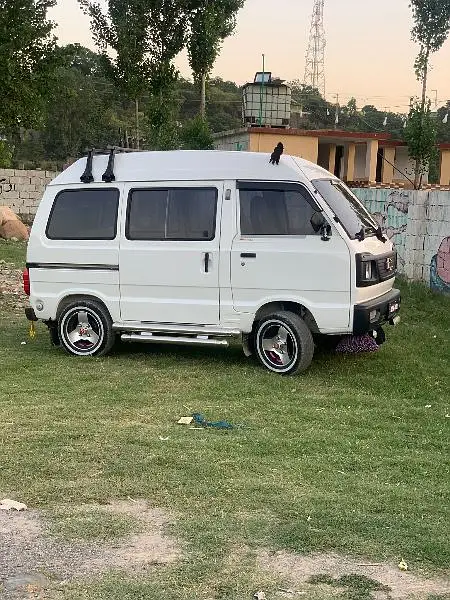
[352,188,450,293]
[0,168,58,223]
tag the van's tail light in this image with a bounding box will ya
[22,268,30,296]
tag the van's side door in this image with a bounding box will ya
[230,181,351,332]
[119,181,222,325]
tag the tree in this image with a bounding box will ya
[289,82,333,129]
[404,98,438,188]
[0,0,57,134]
[79,0,190,149]
[180,115,214,149]
[12,44,137,164]
[409,0,450,185]
[41,46,125,160]
[187,0,244,118]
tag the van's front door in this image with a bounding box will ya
[231,182,351,332]
[119,182,222,325]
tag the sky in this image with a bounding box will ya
[49,0,450,113]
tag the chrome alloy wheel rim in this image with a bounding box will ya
[257,320,298,372]
[61,307,104,355]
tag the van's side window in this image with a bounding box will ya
[127,188,217,241]
[240,188,317,236]
[46,189,119,240]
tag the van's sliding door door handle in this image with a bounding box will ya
[240,252,257,258]
[204,252,210,273]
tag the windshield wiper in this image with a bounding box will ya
[375,227,387,243]
[355,227,365,241]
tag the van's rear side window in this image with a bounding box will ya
[126,188,217,241]
[46,189,119,240]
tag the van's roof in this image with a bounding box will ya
[50,150,332,186]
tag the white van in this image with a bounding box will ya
[24,149,400,375]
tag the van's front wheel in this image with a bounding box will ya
[58,300,115,357]
[254,311,314,375]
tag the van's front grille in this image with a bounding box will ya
[377,251,397,282]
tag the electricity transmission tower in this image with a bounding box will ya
[303,0,326,97]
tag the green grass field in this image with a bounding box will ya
[0,240,449,599]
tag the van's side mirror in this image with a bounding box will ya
[310,212,332,241]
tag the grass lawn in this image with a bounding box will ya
[0,240,449,599]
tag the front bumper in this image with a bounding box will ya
[353,288,401,335]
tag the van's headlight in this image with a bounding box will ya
[364,261,374,280]
[356,254,379,287]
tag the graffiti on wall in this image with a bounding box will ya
[0,181,16,194]
[430,237,450,294]
[353,188,410,269]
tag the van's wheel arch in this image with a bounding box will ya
[57,298,115,357]
[253,310,314,375]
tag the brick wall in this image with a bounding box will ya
[0,168,59,223]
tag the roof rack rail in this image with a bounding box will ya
[102,147,116,183]
[79,146,143,183]
[80,149,94,183]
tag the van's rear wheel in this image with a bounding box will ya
[58,300,115,357]
[254,311,314,375]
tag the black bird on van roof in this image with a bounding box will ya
[269,142,284,165]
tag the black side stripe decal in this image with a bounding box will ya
[26,263,119,271]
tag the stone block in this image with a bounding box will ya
[10,176,31,185]
[21,183,37,192]
[0,168,16,177]
[19,191,29,199]
[0,190,19,200]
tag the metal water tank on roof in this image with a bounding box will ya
[242,72,291,128]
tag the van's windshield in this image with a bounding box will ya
[312,179,379,240]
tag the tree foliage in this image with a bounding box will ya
[410,0,450,84]
[404,98,438,187]
[187,0,244,116]
[0,0,57,133]
[11,49,242,164]
[78,0,193,148]
[180,116,214,149]
[408,0,450,185]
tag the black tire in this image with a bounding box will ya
[253,310,314,375]
[57,299,115,357]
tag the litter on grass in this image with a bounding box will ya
[192,412,234,430]
[398,558,408,571]
[0,498,27,511]
[177,416,193,425]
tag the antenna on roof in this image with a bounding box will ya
[102,148,116,183]
[80,149,94,184]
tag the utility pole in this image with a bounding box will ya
[259,54,265,126]
[334,94,339,129]
[304,0,326,97]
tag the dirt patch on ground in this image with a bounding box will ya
[0,499,180,598]
[0,260,28,314]
[258,550,450,599]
